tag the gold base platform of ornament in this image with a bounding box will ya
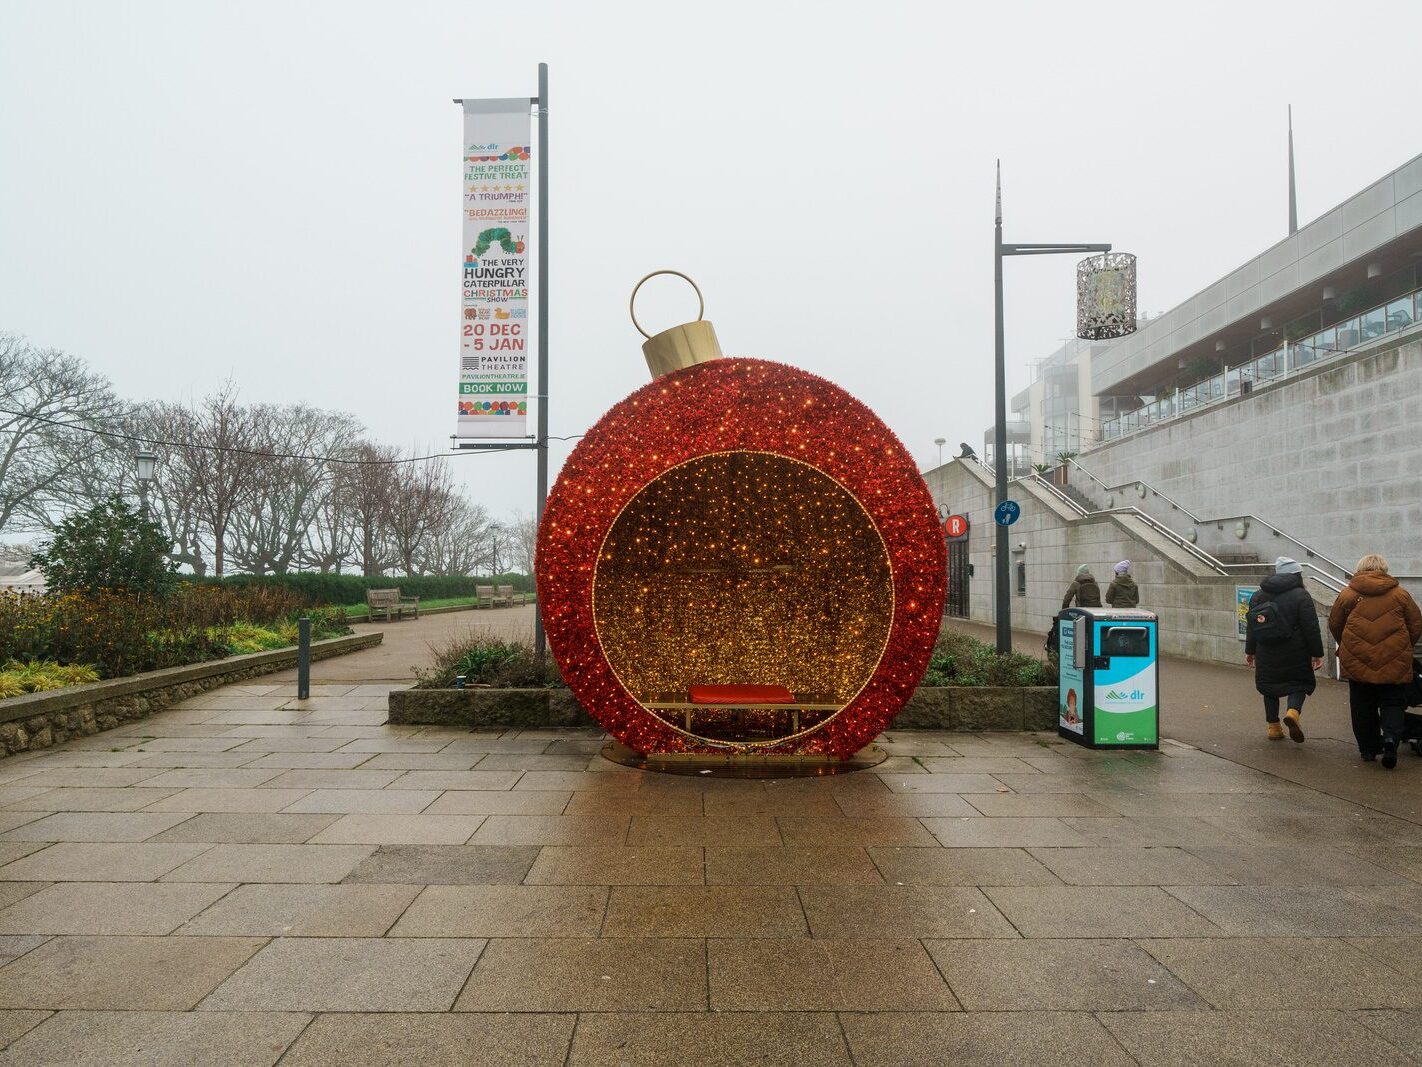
[600,741,886,779]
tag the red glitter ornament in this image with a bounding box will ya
[537,357,945,758]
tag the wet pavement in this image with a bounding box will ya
[0,619,1415,1063]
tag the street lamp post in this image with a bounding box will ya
[135,450,158,521]
[933,437,946,467]
[488,522,504,577]
[992,162,1111,655]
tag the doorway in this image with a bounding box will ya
[946,540,970,618]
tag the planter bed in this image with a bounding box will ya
[0,632,383,758]
[389,685,1056,733]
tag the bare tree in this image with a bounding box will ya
[507,510,538,577]
[422,496,493,576]
[227,404,360,574]
[304,457,357,573]
[338,441,400,576]
[127,402,209,573]
[171,384,265,577]
[0,333,123,535]
[387,453,459,576]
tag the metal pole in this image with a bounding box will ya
[297,616,311,701]
[993,163,1011,654]
[138,482,150,523]
[533,61,550,658]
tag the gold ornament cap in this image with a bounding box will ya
[630,270,722,379]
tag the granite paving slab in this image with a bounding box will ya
[279,1012,575,1067]
[0,1010,310,1067]
[0,935,266,1010]
[709,938,957,1011]
[200,937,485,1012]
[454,937,705,1012]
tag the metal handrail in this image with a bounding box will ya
[961,458,1350,595]
[1028,472,1086,516]
[1025,474,1229,575]
[1065,457,1354,581]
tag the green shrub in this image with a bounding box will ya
[415,635,562,689]
[30,496,177,598]
[920,628,1056,688]
[0,586,350,680]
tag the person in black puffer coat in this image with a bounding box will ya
[1245,556,1324,743]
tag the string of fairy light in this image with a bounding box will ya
[538,357,945,757]
[0,405,584,465]
[593,451,894,743]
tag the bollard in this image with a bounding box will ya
[297,616,311,701]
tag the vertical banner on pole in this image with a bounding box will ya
[457,99,532,439]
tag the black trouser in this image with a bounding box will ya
[1262,693,1307,723]
[1349,681,1408,756]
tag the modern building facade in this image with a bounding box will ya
[934,150,1422,663]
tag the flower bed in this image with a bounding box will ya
[0,587,349,683]
[388,684,1056,732]
[394,630,1058,733]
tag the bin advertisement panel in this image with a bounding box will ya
[1058,617,1084,735]
[1091,620,1157,746]
[1235,586,1257,641]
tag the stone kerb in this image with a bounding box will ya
[388,685,1058,733]
[0,632,382,758]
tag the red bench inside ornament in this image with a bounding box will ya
[688,684,795,705]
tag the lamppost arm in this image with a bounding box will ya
[1001,243,1112,256]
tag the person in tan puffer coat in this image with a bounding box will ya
[1329,554,1422,768]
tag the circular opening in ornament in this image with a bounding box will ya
[592,451,893,747]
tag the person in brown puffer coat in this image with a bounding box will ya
[1329,554,1422,768]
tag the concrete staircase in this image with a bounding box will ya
[1057,482,1099,514]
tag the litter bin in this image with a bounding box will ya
[1057,607,1158,750]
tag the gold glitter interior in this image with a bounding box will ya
[593,452,894,743]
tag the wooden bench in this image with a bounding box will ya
[644,684,839,734]
[495,584,516,608]
[476,585,496,608]
[366,588,419,622]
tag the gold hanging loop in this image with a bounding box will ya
[630,269,722,379]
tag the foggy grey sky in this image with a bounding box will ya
[2,0,1418,524]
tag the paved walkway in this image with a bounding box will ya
[952,619,1422,823]
[0,620,1415,1061]
[264,605,537,684]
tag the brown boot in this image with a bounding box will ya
[1283,708,1305,743]
[1267,722,1285,741]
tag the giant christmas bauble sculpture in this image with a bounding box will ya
[537,273,945,758]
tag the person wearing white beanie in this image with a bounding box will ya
[1106,560,1139,608]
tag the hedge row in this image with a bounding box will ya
[193,572,534,606]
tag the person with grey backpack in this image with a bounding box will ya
[1245,557,1324,743]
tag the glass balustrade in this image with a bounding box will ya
[1101,281,1422,440]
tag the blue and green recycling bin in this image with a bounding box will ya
[1057,607,1159,749]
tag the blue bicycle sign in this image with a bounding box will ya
[993,500,1021,526]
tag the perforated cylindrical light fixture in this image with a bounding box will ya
[1076,252,1138,341]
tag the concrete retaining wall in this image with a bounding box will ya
[0,632,383,757]
[924,460,1281,664]
[1076,332,1422,583]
